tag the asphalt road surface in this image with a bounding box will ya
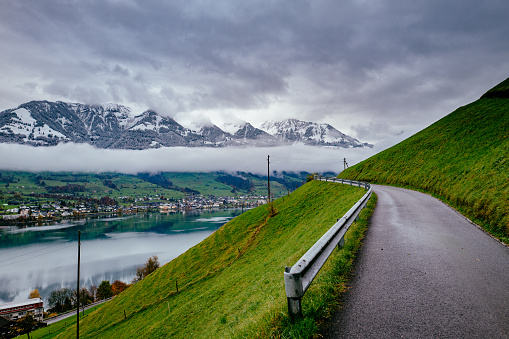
[44,297,113,325]
[322,185,509,338]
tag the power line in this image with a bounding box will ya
[269,156,339,165]
[0,242,41,255]
[0,241,70,263]
[0,243,76,268]
[235,158,267,174]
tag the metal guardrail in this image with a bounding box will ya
[284,176,372,317]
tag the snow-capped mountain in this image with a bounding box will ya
[0,101,372,149]
[259,118,371,148]
[231,122,271,140]
[219,122,245,135]
[219,121,271,138]
[194,125,232,144]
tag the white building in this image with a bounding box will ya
[0,298,44,322]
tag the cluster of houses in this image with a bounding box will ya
[1,203,120,220]
[1,194,271,221]
[159,194,268,211]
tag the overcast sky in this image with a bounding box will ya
[1,0,509,173]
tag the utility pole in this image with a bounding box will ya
[343,158,348,170]
[267,155,271,204]
[77,230,81,339]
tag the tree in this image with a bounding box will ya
[89,285,98,302]
[111,280,128,295]
[76,287,93,307]
[132,266,144,283]
[132,255,160,283]
[145,255,160,276]
[11,313,37,338]
[97,281,113,300]
[48,288,74,313]
[29,289,41,299]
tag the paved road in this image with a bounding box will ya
[322,185,509,338]
[44,297,113,325]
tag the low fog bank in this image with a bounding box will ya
[0,140,403,175]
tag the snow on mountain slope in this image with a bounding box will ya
[0,101,372,149]
[0,108,68,145]
[259,118,371,147]
[220,122,246,135]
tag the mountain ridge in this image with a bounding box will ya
[259,118,363,147]
[0,100,372,149]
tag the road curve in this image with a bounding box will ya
[322,185,509,338]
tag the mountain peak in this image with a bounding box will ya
[0,100,372,149]
[219,121,248,135]
[259,118,371,148]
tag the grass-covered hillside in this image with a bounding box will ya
[340,77,509,243]
[46,181,370,338]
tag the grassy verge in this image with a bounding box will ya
[45,181,369,338]
[263,192,377,338]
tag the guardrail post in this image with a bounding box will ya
[338,235,345,249]
[284,266,303,318]
[287,297,302,318]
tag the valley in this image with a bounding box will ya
[0,170,322,223]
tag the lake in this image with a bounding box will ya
[0,209,242,307]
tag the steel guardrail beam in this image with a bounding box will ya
[284,176,372,317]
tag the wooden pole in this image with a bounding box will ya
[77,230,81,338]
[267,155,270,204]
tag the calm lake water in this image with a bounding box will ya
[0,209,241,307]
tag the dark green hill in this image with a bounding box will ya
[480,77,509,99]
[340,77,509,243]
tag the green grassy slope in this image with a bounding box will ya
[340,77,509,243]
[50,181,368,338]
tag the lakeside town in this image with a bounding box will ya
[1,193,269,223]
[0,170,311,225]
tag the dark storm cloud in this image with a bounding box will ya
[1,0,509,143]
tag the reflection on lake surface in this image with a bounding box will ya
[0,209,241,307]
